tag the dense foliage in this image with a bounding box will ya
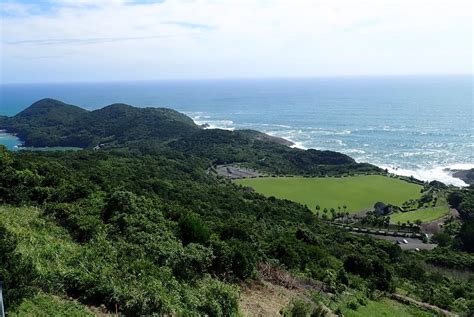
[446,187,474,253]
[0,146,473,316]
[0,99,472,316]
[0,99,381,176]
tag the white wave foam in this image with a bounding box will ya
[188,112,236,131]
[198,120,235,130]
[310,129,351,136]
[345,149,366,154]
[290,141,308,150]
[265,130,308,149]
[380,164,470,187]
[447,163,474,170]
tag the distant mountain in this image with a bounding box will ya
[1,98,200,147]
[0,98,381,175]
[14,98,87,124]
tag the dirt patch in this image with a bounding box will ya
[239,280,303,317]
[420,208,459,235]
[239,263,336,316]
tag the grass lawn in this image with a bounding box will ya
[235,175,422,213]
[390,206,450,224]
[341,298,435,317]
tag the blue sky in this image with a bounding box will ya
[0,0,472,83]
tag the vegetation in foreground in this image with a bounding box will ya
[235,175,422,213]
[1,147,473,316]
[0,99,473,316]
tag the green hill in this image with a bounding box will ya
[0,96,473,315]
[0,98,381,176]
[0,98,199,147]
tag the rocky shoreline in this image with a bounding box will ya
[451,168,474,185]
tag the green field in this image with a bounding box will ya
[235,175,422,213]
[341,298,435,317]
[390,206,450,224]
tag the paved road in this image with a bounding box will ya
[353,233,437,250]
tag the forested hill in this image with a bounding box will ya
[0,98,199,148]
[0,100,473,316]
[0,98,380,175]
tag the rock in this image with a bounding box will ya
[452,168,474,185]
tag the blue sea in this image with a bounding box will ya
[1,75,473,185]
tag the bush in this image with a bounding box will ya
[347,300,359,310]
[282,298,327,317]
[179,212,211,246]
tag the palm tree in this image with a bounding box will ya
[330,208,336,220]
[343,205,347,212]
[315,205,320,211]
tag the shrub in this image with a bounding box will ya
[282,298,327,317]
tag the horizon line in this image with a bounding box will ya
[1,73,472,85]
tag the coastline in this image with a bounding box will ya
[1,116,472,187]
[192,116,473,187]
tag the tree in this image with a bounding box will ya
[330,208,336,220]
[431,232,452,247]
[315,205,320,211]
[179,213,211,245]
[459,219,474,253]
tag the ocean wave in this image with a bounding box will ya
[264,130,308,149]
[380,164,471,187]
[447,163,474,170]
[183,112,472,187]
[310,129,352,136]
[334,140,347,146]
[198,120,235,130]
[345,149,366,154]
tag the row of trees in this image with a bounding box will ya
[315,205,350,221]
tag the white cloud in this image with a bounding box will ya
[0,0,472,83]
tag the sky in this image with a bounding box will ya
[0,0,472,83]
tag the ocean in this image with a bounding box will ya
[1,75,472,185]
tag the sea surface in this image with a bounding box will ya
[1,75,473,185]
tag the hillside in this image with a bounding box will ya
[1,146,473,316]
[0,99,381,176]
[2,99,472,316]
[0,98,200,148]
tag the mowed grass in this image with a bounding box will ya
[341,298,435,317]
[390,206,450,224]
[235,175,422,213]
